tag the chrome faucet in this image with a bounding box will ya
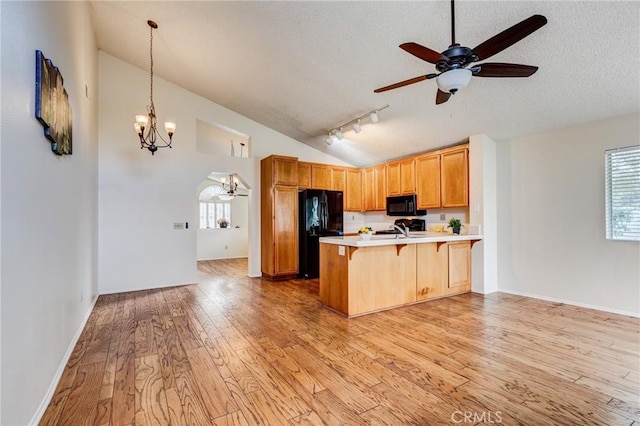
[390,224,410,238]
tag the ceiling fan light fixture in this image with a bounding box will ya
[436,69,472,94]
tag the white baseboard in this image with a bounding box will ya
[498,288,640,318]
[30,295,99,425]
[196,255,249,261]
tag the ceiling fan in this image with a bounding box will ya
[374,0,547,104]
[219,174,247,200]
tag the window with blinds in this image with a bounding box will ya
[605,145,640,241]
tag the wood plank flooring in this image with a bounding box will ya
[42,258,640,425]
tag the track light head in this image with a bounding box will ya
[369,111,379,123]
[335,128,344,140]
[353,120,362,133]
[324,134,333,145]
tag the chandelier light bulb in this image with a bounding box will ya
[164,121,176,135]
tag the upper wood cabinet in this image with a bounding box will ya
[297,162,311,188]
[399,158,416,194]
[440,147,469,207]
[416,154,441,209]
[330,167,346,192]
[271,156,298,186]
[345,168,363,211]
[386,162,401,196]
[311,164,331,190]
[363,165,386,211]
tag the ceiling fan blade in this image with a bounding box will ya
[472,15,547,61]
[400,42,450,64]
[374,74,437,93]
[436,89,451,105]
[473,63,539,77]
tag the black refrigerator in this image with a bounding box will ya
[298,189,344,279]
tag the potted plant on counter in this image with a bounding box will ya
[448,218,463,235]
[358,226,373,240]
[217,218,230,228]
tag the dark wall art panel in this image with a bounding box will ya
[35,50,72,155]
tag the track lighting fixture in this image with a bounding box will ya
[324,105,388,144]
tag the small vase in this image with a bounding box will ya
[453,227,460,235]
[360,233,372,240]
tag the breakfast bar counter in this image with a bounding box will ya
[318,233,482,317]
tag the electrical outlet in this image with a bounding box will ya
[440,213,446,221]
[173,222,185,229]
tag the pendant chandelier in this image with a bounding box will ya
[134,20,176,155]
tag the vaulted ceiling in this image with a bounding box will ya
[89,1,640,167]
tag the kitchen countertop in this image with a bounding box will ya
[319,232,483,247]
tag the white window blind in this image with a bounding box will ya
[605,145,640,241]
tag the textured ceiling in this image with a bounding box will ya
[89,1,640,167]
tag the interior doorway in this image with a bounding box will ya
[196,172,250,263]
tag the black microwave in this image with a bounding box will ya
[386,194,427,217]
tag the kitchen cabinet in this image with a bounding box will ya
[387,159,415,196]
[298,162,311,188]
[363,167,375,211]
[448,241,470,288]
[261,155,298,280]
[330,166,346,192]
[441,146,469,207]
[363,165,386,211]
[373,164,386,210]
[399,158,416,194]
[386,162,401,196]
[416,241,471,301]
[271,156,298,186]
[311,164,331,190]
[416,154,441,209]
[345,168,363,211]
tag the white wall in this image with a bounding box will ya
[0,2,98,424]
[197,190,249,260]
[497,113,640,316]
[469,134,498,294]
[98,52,351,293]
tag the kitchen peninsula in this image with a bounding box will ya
[319,233,482,317]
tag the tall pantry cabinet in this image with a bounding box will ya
[261,155,299,279]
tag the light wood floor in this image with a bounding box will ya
[42,258,639,425]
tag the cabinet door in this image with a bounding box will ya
[416,154,441,209]
[330,167,346,192]
[362,167,375,211]
[373,164,387,210]
[400,158,416,194]
[345,168,363,211]
[311,164,331,190]
[448,242,470,289]
[416,243,447,301]
[298,162,311,189]
[386,162,401,196]
[441,148,469,207]
[273,186,298,275]
[273,157,298,186]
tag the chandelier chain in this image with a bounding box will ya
[149,24,154,106]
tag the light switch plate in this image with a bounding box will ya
[338,246,345,256]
